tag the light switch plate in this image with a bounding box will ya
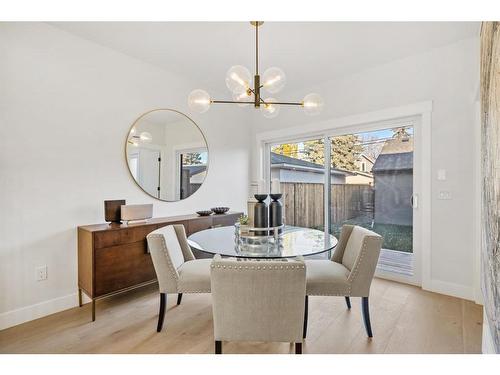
[438,190,452,200]
[36,266,48,281]
[437,169,447,181]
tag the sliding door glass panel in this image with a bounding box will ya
[329,127,414,276]
[270,139,325,231]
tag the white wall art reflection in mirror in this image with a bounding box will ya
[126,109,208,201]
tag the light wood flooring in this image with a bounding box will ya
[0,278,483,354]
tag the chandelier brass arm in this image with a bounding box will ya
[211,99,303,106]
[211,100,254,104]
[264,101,303,106]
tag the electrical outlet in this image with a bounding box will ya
[36,266,48,281]
[437,169,447,181]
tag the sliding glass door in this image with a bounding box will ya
[329,126,414,276]
[266,122,418,276]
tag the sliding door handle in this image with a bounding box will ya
[411,194,418,208]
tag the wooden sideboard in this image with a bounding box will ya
[77,212,242,321]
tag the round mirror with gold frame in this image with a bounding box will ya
[125,109,208,202]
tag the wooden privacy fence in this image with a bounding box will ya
[281,183,374,229]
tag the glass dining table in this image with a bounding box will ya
[187,225,338,259]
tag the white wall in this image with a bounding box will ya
[252,37,479,299]
[0,23,251,329]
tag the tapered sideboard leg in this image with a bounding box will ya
[91,299,96,322]
[215,340,222,354]
[295,342,302,354]
[78,288,83,307]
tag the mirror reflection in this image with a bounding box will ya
[126,109,208,201]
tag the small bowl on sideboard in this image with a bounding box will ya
[196,210,213,217]
[211,207,230,215]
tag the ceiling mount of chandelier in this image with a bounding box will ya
[188,21,324,118]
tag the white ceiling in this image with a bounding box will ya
[51,22,479,93]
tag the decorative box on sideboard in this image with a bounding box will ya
[77,212,242,321]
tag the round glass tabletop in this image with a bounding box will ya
[188,225,338,259]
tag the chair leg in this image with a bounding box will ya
[303,295,308,339]
[157,293,166,332]
[215,340,222,354]
[177,293,183,305]
[345,296,351,309]
[361,296,373,338]
[295,342,302,354]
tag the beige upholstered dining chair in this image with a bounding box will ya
[147,224,212,332]
[304,225,383,338]
[210,255,306,354]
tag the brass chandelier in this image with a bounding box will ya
[188,21,324,118]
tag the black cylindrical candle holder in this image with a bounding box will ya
[254,194,268,236]
[269,194,283,234]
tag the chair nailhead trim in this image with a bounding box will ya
[155,236,180,293]
[346,236,380,294]
[178,290,211,293]
[210,262,306,271]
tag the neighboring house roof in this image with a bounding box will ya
[183,165,207,176]
[359,153,375,164]
[372,136,413,172]
[271,152,355,176]
[379,137,413,154]
[373,152,413,172]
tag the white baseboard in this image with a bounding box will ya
[482,314,497,354]
[380,273,475,301]
[425,279,474,301]
[0,293,78,331]
[375,270,420,287]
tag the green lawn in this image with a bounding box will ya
[329,216,413,253]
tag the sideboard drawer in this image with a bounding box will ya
[187,217,212,235]
[212,214,240,227]
[94,242,156,296]
[94,224,158,249]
